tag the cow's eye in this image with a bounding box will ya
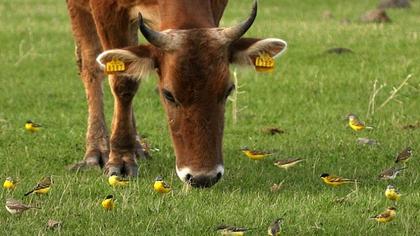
[225,84,235,99]
[162,89,176,104]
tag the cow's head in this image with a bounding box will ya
[97,1,287,188]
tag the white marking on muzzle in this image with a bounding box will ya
[176,165,224,183]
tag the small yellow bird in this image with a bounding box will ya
[216,225,249,235]
[24,176,52,196]
[395,147,413,164]
[108,173,129,187]
[320,173,355,187]
[25,120,42,133]
[385,185,401,202]
[347,114,372,131]
[274,158,303,170]
[3,177,17,190]
[5,199,38,215]
[101,194,115,210]
[268,218,283,236]
[241,146,275,160]
[378,166,407,180]
[153,176,171,193]
[370,207,397,223]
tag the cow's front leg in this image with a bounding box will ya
[105,75,140,176]
[66,1,109,171]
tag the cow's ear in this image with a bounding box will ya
[229,38,287,68]
[96,45,156,79]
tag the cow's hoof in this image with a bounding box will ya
[67,156,103,171]
[104,163,138,177]
[104,151,138,177]
[104,162,123,176]
[86,148,109,168]
[66,161,87,171]
[122,154,139,177]
[124,162,139,177]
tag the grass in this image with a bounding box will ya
[1,0,420,235]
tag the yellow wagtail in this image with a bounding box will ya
[216,225,249,235]
[378,166,407,180]
[101,194,115,210]
[370,207,396,223]
[5,199,38,215]
[241,146,275,160]
[274,158,303,170]
[320,173,355,187]
[24,176,52,196]
[108,173,129,187]
[385,185,401,202]
[347,114,372,131]
[25,120,42,133]
[267,218,283,236]
[395,147,413,164]
[153,176,171,193]
[3,177,17,190]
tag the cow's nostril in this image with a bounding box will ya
[189,174,222,188]
[185,173,193,182]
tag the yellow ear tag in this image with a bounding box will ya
[255,52,275,73]
[105,58,126,74]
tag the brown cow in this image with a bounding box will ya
[67,0,287,187]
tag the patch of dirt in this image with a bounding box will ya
[378,0,411,9]
[322,10,334,20]
[360,9,391,23]
[262,127,285,135]
[401,121,420,130]
[325,47,354,55]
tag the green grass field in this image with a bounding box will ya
[1,0,419,235]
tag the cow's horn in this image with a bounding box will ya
[138,13,173,50]
[223,0,258,42]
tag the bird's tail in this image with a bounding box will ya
[343,179,357,183]
[396,166,408,171]
[24,190,34,196]
[365,126,374,130]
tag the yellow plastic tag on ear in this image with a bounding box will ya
[255,52,275,73]
[105,58,126,74]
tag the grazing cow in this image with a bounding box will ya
[66,0,287,188]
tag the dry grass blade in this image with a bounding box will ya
[377,74,413,111]
[229,69,247,125]
[367,79,385,117]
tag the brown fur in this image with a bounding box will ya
[66,0,287,185]
[66,0,229,175]
[157,29,230,171]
